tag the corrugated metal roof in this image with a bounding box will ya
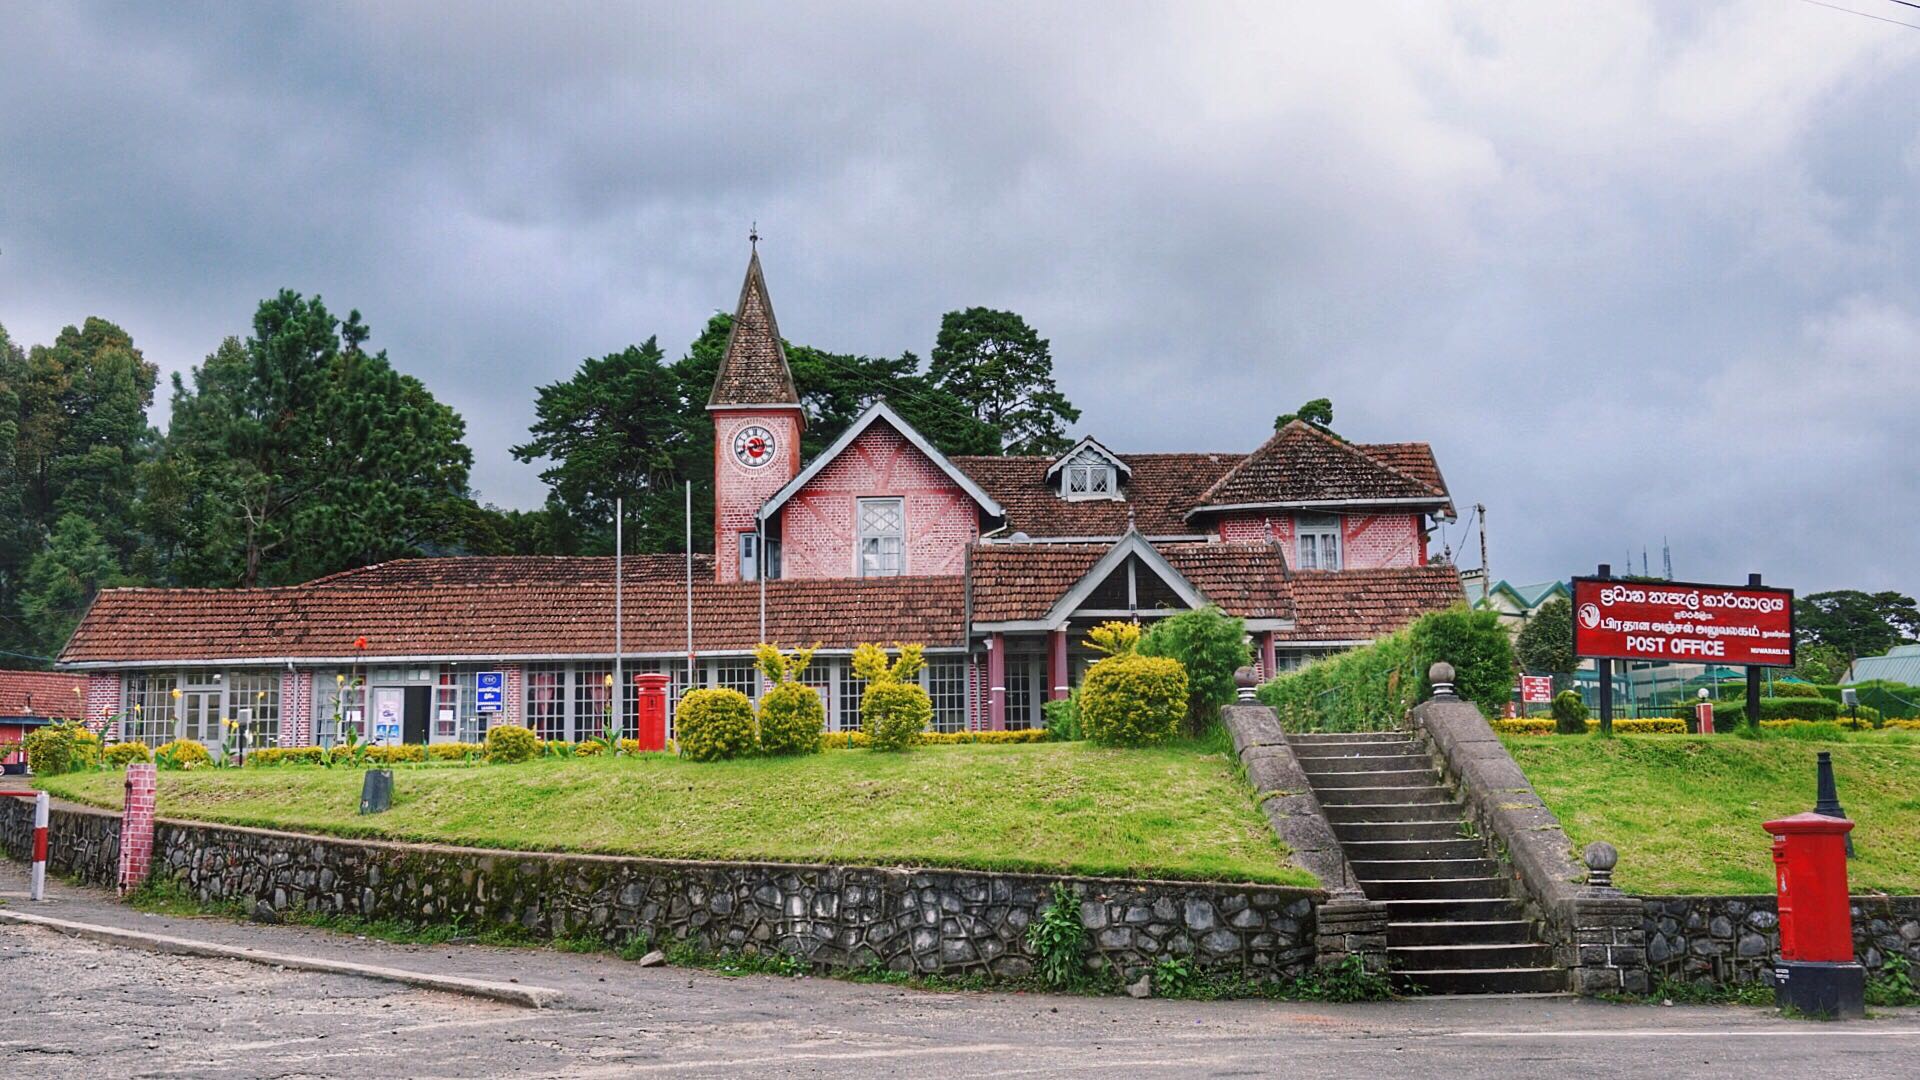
[1849,643,1920,686]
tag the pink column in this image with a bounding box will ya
[988,633,1007,732]
[1048,628,1070,700]
[118,763,157,895]
[1260,631,1278,682]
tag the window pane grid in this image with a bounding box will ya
[229,672,280,748]
[927,658,966,734]
[526,663,567,741]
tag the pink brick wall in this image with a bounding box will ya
[283,669,313,746]
[777,423,979,580]
[86,674,119,737]
[714,410,804,583]
[1218,512,1425,569]
[118,763,156,894]
[499,663,523,728]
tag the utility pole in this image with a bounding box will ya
[614,496,623,739]
[1475,503,1489,604]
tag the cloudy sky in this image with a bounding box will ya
[3,2,1917,593]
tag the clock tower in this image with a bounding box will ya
[708,244,804,583]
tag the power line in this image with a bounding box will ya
[1797,0,1920,31]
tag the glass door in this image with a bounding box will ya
[182,688,221,746]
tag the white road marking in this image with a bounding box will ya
[1446,1028,1920,1039]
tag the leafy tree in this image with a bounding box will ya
[1515,597,1576,691]
[149,293,475,586]
[1140,606,1252,734]
[1793,643,1846,686]
[927,307,1080,455]
[20,514,123,657]
[1796,590,1920,663]
[1275,397,1335,434]
[10,318,157,547]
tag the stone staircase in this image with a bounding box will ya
[1291,730,1566,995]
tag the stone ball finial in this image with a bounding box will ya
[1583,841,1619,889]
[1427,661,1457,700]
[1234,666,1259,702]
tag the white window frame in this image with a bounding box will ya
[1296,513,1343,571]
[857,497,906,578]
[739,531,759,582]
[1063,461,1116,501]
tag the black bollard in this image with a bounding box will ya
[1812,751,1854,858]
[359,768,394,815]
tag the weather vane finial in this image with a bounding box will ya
[749,222,759,250]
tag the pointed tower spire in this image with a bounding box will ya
[708,242,800,411]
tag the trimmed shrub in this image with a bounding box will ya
[1079,654,1187,747]
[1409,606,1514,715]
[1042,690,1081,742]
[101,741,154,767]
[24,722,95,775]
[427,742,483,761]
[1139,605,1251,735]
[1551,690,1590,735]
[484,723,540,764]
[824,729,1052,748]
[1712,696,1841,730]
[1258,604,1512,731]
[1494,717,1689,735]
[153,739,212,770]
[862,682,932,751]
[248,746,328,767]
[676,688,758,762]
[363,744,427,764]
[756,643,826,756]
[1770,682,1824,699]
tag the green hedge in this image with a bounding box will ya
[677,688,758,761]
[1256,605,1512,731]
[1710,696,1846,731]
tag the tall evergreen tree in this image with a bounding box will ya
[20,513,123,659]
[926,307,1080,455]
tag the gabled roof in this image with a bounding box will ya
[1044,436,1132,484]
[0,669,87,719]
[757,400,1004,524]
[968,537,1292,627]
[1276,565,1466,643]
[956,453,1240,538]
[707,248,801,409]
[1480,579,1570,611]
[1039,532,1207,625]
[1189,421,1449,517]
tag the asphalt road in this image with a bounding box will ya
[4,863,1917,1078]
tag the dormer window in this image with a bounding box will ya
[1049,438,1129,502]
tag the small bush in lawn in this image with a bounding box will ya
[853,643,931,752]
[25,722,96,775]
[676,688,758,761]
[101,741,154,767]
[484,723,540,764]
[1139,606,1251,735]
[1079,654,1187,747]
[1551,690,1590,735]
[756,643,826,756]
[153,738,212,770]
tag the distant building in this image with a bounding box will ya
[1472,579,1571,633]
[0,669,87,769]
[1848,643,1920,686]
[59,248,1466,748]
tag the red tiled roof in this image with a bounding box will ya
[968,541,1292,624]
[1194,422,1447,513]
[954,453,1241,538]
[0,670,87,719]
[61,570,964,665]
[307,555,715,589]
[1353,442,1454,517]
[707,249,800,407]
[1278,565,1465,642]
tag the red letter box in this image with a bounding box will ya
[633,673,670,752]
[1764,811,1864,1017]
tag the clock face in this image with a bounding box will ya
[733,424,777,468]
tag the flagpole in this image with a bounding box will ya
[614,495,623,739]
[685,482,695,689]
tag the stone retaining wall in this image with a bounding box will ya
[0,796,1322,982]
[1643,894,1920,986]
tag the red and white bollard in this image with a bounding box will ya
[2,789,49,900]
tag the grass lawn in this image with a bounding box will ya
[1507,732,1920,895]
[37,741,1310,887]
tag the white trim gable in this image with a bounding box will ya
[755,399,1006,525]
[1044,436,1131,486]
[1039,532,1209,628]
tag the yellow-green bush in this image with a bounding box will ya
[153,739,212,770]
[1886,718,1920,731]
[24,722,98,775]
[248,746,328,766]
[484,723,540,764]
[861,682,932,751]
[756,643,826,756]
[823,728,1052,748]
[428,742,482,761]
[1079,655,1187,747]
[363,744,426,764]
[1494,716,1690,735]
[100,742,154,767]
[676,688,758,761]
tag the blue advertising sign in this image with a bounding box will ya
[477,670,504,712]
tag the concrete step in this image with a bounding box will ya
[1323,802,1461,824]
[1351,858,1498,881]
[1302,768,1440,789]
[1343,838,1487,862]
[1383,897,1523,923]
[1399,967,1568,995]
[1287,731,1412,743]
[1290,741,1421,759]
[1364,876,1512,901]
[1297,753,1430,773]
[1331,820,1470,843]
[1315,785,1453,806]
[1389,919,1536,947]
[1390,942,1555,972]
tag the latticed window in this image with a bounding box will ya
[1006,659,1037,731]
[709,660,758,702]
[1064,457,1116,500]
[837,664,866,732]
[229,672,280,749]
[313,672,366,747]
[858,498,904,577]
[124,673,178,747]
[1296,512,1342,571]
[926,657,967,733]
[574,662,614,740]
[435,666,483,743]
[526,663,567,741]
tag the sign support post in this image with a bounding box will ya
[1746,572,1763,733]
[1595,563,1613,736]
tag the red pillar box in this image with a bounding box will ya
[633,674,670,752]
[1765,811,1864,1018]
